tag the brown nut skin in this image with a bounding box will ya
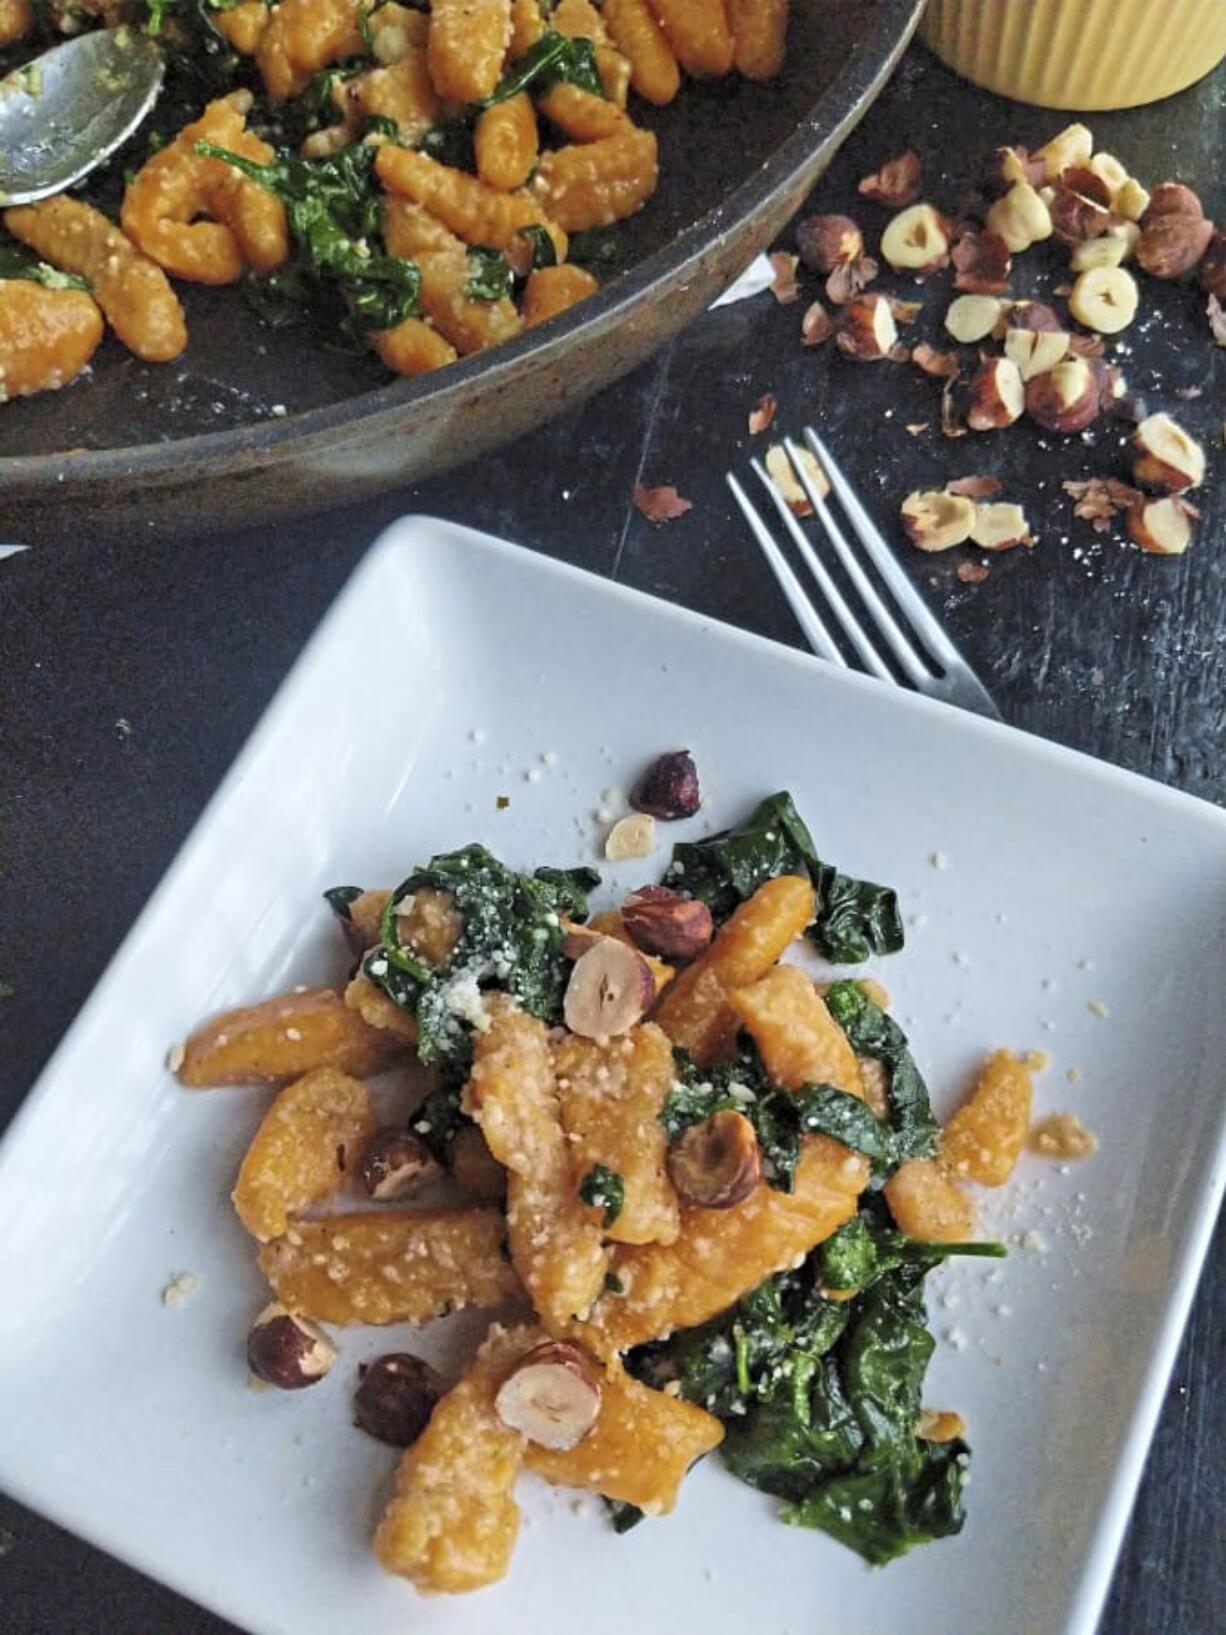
[1137,183,1214,278]
[980,145,1044,198]
[1199,230,1226,299]
[354,1353,444,1446]
[1024,358,1100,433]
[1049,168,1114,245]
[1005,299,1064,334]
[247,1304,336,1389]
[951,228,1011,295]
[621,885,713,962]
[836,291,899,361]
[494,1340,602,1450]
[360,1127,438,1201]
[796,213,863,273]
[631,749,700,820]
[667,1110,762,1209]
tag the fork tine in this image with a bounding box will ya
[802,427,968,673]
[726,473,847,667]
[749,459,894,682]
[781,436,933,688]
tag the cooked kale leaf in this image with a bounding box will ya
[196,139,421,331]
[579,1165,624,1227]
[519,224,558,269]
[465,247,514,302]
[362,843,599,1066]
[603,1498,645,1534]
[0,244,88,290]
[322,885,363,920]
[817,1200,1005,1293]
[781,1437,969,1566]
[484,29,604,106]
[666,792,903,965]
[824,980,940,1162]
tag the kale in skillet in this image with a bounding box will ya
[665,792,904,965]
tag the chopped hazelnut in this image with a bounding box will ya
[1004,327,1070,381]
[835,292,898,360]
[1137,183,1214,278]
[495,1341,602,1450]
[880,203,950,276]
[1049,166,1115,244]
[900,490,976,551]
[944,294,1002,344]
[630,749,701,820]
[1132,413,1206,491]
[667,1110,762,1209]
[950,228,1012,295]
[1200,230,1226,299]
[563,939,654,1038]
[969,502,1030,550]
[1088,151,1129,198]
[1069,266,1139,333]
[1113,176,1151,222]
[1002,299,1064,334]
[1127,495,1194,555]
[621,886,713,962]
[986,182,1053,253]
[604,813,657,861]
[1033,122,1093,181]
[964,358,1024,431]
[796,213,863,273]
[1070,225,1138,272]
[1024,358,1100,433]
[360,1128,438,1201]
[765,442,830,511]
[247,1304,336,1390]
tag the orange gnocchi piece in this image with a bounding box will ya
[464,998,609,1328]
[533,126,659,232]
[554,1023,681,1246]
[646,0,735,76]
[344,972,420,1042]
[0,0,31,45]
[122,93,289,284]
[371,317,458,376]
[427,0,512,103]
[340,50,440,143]
[603,0,681,103]
[652,874,816,1064]
[382,201,523,355]
[536,81,632,143]
[729,965,864,1100]
[941,1049,1034,1186]
[4,197,186,363]
[725,0,788,79]
[522,262,599,327]
[256,0,364,101]
[377,144,567,272]
[176,985,405,1086]
[595,44,633,106]
[258,1207,521,1324]
[509,0,545,56]
[231,1067,377,1242]
[214,0,268,54]
[375,1323,534,1594]
[474,92,540,192]
[552,0,609,41]
[0,280,103,400]
[526,1359,723,1510]
[884,1159,977,1243]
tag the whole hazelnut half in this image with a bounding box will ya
[360,1127,438,1201]
[836,292,899,361]
[965,357,1024,431]
[880,203,951,276]
[1127,497,1194,556]
[354,1353,443,1446]
[1024,357,1100,433]
[1137,183,1214,279]
[494,1340,602,1450]
[630,750,701,820]
[621,885,714,962]
[667,1110,762,1209]
[563,938,655,1038]
[247,1303,336,1390]
[1132,413,1206,492]
[796,213,864,273]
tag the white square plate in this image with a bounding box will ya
[3,517,1225,1635]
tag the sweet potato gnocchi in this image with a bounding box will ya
[176,777,1046,1594]
[0,0,790,399]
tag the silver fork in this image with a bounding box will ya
[727,427,1000,720]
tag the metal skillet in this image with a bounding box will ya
[0,0,924,545]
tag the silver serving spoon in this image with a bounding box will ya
[0,26,163,208]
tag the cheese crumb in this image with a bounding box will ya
[161,1272,200,1308]
[1087,999,1109,1018]
[930,851,948,870]
[166,1040,185,1074]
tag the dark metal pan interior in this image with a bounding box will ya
[2,0,923,540]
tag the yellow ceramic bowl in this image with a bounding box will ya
[922,0,1226,110]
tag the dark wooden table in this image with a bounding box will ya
[1,37,1223,1635]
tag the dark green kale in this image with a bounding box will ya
[417,113,478,171]
[322,885,363,920]
[603,1499,645,1534]
[409,1052,471,1166]
[567,226,622,269]
[484,29,604,105]
[665,792,903,965]
[817,1199,1005,1293]
[518,224,558,270]
[579,1165,624,1227]
[464,247,514,302]
[196,139,421,331]
[362,843,599,1066]
[631,1248,975,1567]
[824,980,940,1162]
